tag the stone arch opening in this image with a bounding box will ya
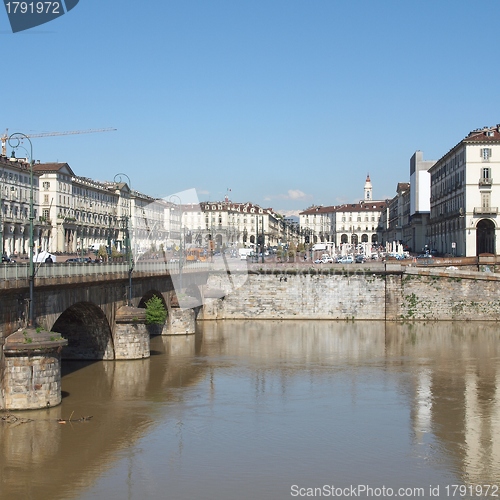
[361,234,368,243]
[216,234,223,249]
[138,290,168,310]
[341,234,348,244]
[476,219,496,255]
[351,234,358,245]
[53,302,114,360]
[372,234,378,243]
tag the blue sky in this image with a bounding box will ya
[2,1,500,214]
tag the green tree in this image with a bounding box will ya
[111,245,122,258]
[98,245,107,259]
[145,296,167,325]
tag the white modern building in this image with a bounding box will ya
[409,151,435,253]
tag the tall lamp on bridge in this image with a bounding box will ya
[169,195,183,290]
[9,133,35,327]
[114,173,134,306]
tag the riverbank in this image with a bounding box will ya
[202,264,500,321]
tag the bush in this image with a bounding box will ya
[145,296,167,325]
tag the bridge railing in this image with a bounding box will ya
[0,260,212,281]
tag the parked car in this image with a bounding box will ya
[338,256,354,264]
[65,257,92,263]
[1,255,15,263]
[355,255,366,263]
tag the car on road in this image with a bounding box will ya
[338,256,354,264]
[314,256,334,264]
[355,255,366,263]
[65,257,92,263]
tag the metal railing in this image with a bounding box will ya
[0,260,211,282]
[479,178,493,186]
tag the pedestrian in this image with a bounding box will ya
[45,255,53,263]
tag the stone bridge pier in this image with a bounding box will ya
[0,271,208,411]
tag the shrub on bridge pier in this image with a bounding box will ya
[145,296,167,325]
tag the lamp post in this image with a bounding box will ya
[259,215,265,264]
[77,193,91,261]
[169,195,183,290]
[0,169,3,260]
[9,133,35,326]
[114,173,134,306]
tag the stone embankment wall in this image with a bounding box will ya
[202,265,500,321]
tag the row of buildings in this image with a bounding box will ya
[1,123,500,258]
[0,156,300,257]
[300,125,500,257]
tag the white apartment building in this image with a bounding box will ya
[429,125,500,257]
[178,200,289,250]
[35,163,123,254]
[300,176,386,249]
[130,191,166,255]
[32,163,167,256]
[0,155,42,257]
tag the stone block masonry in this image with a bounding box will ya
[2,350,64,410]
[202,266,500,321]
[114,307,150,359]
[400,269,500,321]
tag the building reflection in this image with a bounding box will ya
[385,322,500,484]
[0,334,204,500]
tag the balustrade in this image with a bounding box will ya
[0,260,211,282]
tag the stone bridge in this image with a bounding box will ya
[0,263,209,411]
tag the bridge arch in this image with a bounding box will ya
[52,302,115,360]
[138,289,168,310]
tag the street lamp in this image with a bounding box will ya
[0,168,4,260]
[169,195,183,290]
[114,173,134,306]
[9,133,35,327]
[258,215,264,263]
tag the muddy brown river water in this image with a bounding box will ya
[1,320,500,500]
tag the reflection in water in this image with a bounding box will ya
[1,321,500,499]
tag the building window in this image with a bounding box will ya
[481,148,492,161]
[481,192,491,209]
[482,167,491,179]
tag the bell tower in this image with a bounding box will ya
[364,174,372,201]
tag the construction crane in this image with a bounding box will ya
[1,127,117,156]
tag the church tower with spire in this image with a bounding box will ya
[364,174,372,201]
